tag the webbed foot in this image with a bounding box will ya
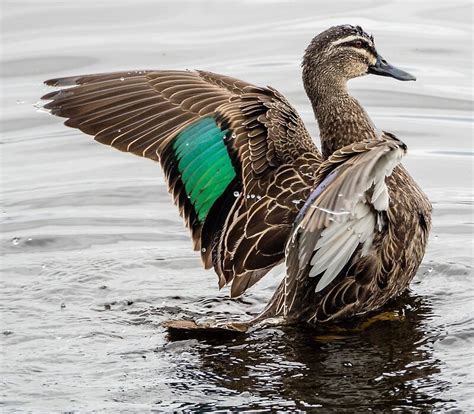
[313,310,405,342]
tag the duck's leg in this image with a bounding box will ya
[313,309,405,341]
[356,309,405,330]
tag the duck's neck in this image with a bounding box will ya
[304,72,378,158]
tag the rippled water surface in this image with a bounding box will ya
[1,0,473,411]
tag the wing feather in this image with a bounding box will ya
[42,69,322,296]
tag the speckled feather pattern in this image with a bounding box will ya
[254,25,431,324]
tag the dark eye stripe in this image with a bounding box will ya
[340,39,377,57]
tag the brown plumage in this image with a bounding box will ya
[41,24,431,327]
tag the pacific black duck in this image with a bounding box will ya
[41,25,431,330]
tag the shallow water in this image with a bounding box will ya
[1,0,473,411]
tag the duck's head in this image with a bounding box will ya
[302,25,415,85]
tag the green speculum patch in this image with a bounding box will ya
[173,117,236,222]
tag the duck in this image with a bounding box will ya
[41,24,431,330]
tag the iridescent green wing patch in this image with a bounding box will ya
[173,117,236,222]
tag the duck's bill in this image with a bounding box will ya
[368,55,416,81]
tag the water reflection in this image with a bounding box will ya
[160,292,453,411]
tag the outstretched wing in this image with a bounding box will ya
[42,70,322,296]
[283,135,406,318]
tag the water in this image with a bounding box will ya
[1,0,473,411]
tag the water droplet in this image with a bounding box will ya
[117,129,122,133]
[256,195,262,200]
[231,133,236,139]
[250,194,256,199]
[60,302,66,309]
[434,235,439,240]
[201,248,206,253]
[338,193,344,197]
[41,264,47,269]
[343,361,353,367]
[12,237,20,245]
[233,191,240,197]
[16,99,25,105]
[120,77,125,81]
[423,266,434,276]
[247,195,251,199]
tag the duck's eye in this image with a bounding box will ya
[354,40,363,47]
